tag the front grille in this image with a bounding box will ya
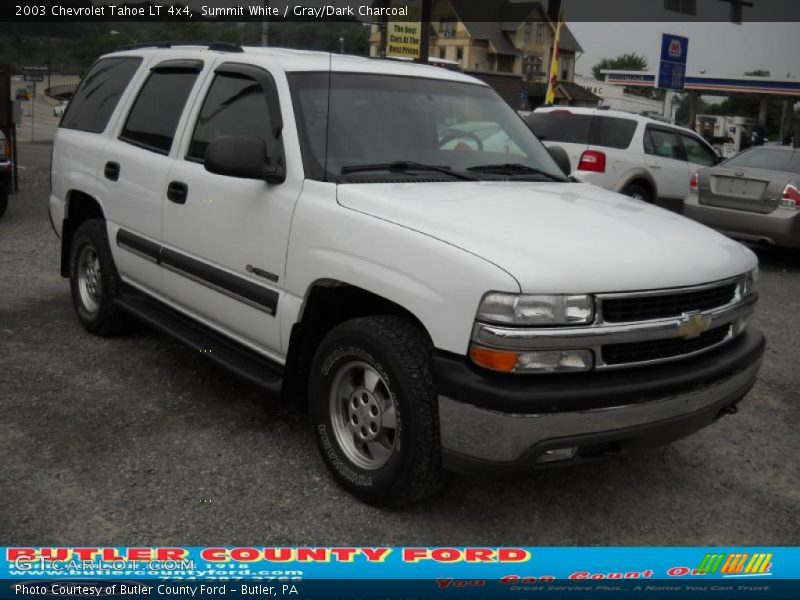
[601,283,737,323]
[602,325,730,366]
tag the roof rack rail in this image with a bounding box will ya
[116,41,244,53]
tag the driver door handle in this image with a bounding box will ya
[104,161,120,181]
[167,181,188,205]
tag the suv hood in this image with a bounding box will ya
[337,181,756,293]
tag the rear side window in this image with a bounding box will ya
[120,65,200,154]
[724,148,800,174]
[591,116,637,149]
[527,112,592,144]
[187,73,274,162]
[61,57,142,133]
[645,128,684,160]
[680,134,717,166]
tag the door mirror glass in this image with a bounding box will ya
[204,136,284,183]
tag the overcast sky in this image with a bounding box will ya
[569,21,800,80]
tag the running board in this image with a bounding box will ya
[116,290,284,393]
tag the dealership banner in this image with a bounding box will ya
[1,547,798,599]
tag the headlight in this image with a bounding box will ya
[477,292,594,325]
[741,267,758,297]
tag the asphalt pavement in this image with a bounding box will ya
[1,161,798,545]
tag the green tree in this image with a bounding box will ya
[675,95,707,126]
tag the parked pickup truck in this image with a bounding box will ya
[50,44,765,505]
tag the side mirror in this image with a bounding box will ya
[547,145,571,176]
[204,136,285,184]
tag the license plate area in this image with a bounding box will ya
[711,176,767,199]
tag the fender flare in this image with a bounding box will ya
[614,169,658,199]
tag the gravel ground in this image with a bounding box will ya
[1,162,798,546]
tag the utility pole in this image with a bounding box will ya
[261,0,269,47]
[418,0,431,64]
[31,85,35,143]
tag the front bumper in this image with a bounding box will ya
[434,327,765,472]
[684,194,800,249]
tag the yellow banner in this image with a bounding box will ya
[545,19,563,104]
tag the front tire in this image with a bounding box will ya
[309,315,443,505]
[69,219,128,336]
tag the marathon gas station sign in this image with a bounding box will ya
[656,33,689,91]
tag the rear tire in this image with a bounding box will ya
[309,315,443,506]
[623,183,652,203]
[69,219,129,336]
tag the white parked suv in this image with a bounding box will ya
[50,43,764,505]
[527,107,720,203]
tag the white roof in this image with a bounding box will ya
[105,45,485,85]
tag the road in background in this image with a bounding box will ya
[16,142,53,169]
[1,168,798,545]
[11,76,79,143]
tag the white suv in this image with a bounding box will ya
[50,44,763,505]
[527,107,720,203]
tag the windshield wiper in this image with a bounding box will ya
[340,161,477,181]
[466,163,566,181]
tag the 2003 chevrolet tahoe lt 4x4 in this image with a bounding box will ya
[50,44,765,505]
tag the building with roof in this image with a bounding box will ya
[369,0,582,83]
[574,74,663,114]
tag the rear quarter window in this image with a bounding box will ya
[590,116,637,149]
[527,112,592,144]
[60,57,142,134]
[527,113,636,150]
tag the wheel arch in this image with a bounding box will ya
[60,190,105,277]
[282,279,430,408]
[615,169,658,201]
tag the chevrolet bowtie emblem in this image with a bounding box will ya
[677,313,713,339]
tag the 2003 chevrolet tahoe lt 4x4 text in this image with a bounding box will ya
[49,44,765,505]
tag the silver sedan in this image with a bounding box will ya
[684,145,800,249]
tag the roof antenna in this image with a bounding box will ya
[322,11,335,182]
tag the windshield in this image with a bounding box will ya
[723,147,800,174]
[288,72,564,182]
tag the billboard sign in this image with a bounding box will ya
[386,0,422,59]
